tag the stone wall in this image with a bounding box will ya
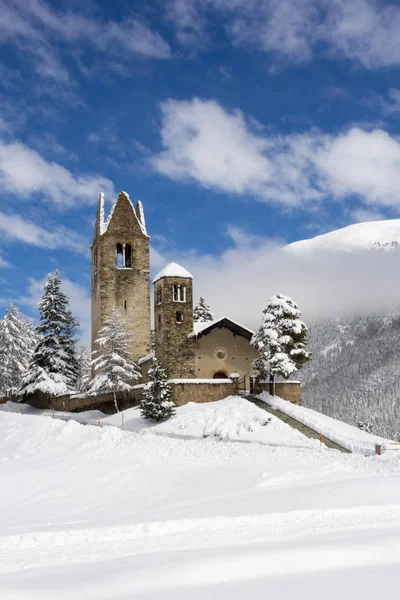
[170,380,237,407]
[258,381,301,405]
[24,387,144,414]
[154,276,195,379]
[92,192,151,364]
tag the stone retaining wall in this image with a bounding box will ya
[257,381,301,405]
[170,380,237,407]
[22,379,239,413]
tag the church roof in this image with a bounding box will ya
[153,262,193,283]
[188,317,254,341]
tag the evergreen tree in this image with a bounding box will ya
[252,293,311,395]
[76,345,92,393]
[193,296,214,323]
[0,303,36,395]
[19,271,79,397]
[63,310,79,390]
[89,308,141,411]
[140,358,175,422]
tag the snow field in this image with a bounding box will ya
[103,396,320,447]
[1,399,400,598]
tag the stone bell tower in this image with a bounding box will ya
[91,191,151,363]
[153,262,195,378]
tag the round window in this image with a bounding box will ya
[216,348,226,360]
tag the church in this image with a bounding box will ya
[91,191,259,384]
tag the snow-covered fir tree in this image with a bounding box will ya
[193,296,214,323]
[19,271,79,398]
[252,293,311,394]
[140,358,175,422]
[63,310,80,390]
[89,308,141,411]
[0,303,36,396]
[76,345,92,393]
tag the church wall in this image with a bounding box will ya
[193,328,259,379]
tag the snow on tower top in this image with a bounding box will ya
[153,262,193,283]
[101,191,148,236]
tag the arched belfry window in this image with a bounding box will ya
[125,244,132,268]
[173,284,186,302]
[116,244,123,268]
[116,243,133,269]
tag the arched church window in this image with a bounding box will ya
[125,244,132,268]
[157,288,162,304]
[173,284,186,302]
[116,243,133,269]
[176,311,183,323]
[116,244,124,268]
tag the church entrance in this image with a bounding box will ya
[213,371,229,379]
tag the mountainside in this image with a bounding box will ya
[275,219,400,439]
[283,218,400,255]
[299,314,400,440]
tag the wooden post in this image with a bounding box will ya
[121,411,124,427]
[375,444,382,456]
[97,416,101,427]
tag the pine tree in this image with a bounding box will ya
[252,293,311,395]
[89,308,141,411]
[193,296,214,323]
[140,358,175,422]
[19,271,79,398]
[63,310,79,390]
[76,345,91,393]
[0,303,36,396]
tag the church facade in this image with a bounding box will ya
[91,191,259,382]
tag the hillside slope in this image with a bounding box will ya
[300,314,400,439]
[1,409,400,598]
[283,218,400,255]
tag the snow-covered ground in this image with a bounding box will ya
[258,392,395,454]
[1,399,400,599]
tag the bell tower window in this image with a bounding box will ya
[176,311,183,323]
[125,244,132,268]
[173,284,186,302]
[116,243,132,269]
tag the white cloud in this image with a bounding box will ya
[0,212,88,254]
[0,0,171,86]
[168,0,400,70]
[20,275,91,347]
[351,208,385,223]
[151,98,400,210]
[0,139,114,206]
[152,224,400,329]
[0,254,10,268]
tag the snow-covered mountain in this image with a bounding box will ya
[282,220,400,439]
[282,219,400,255]
[299,313,400,439]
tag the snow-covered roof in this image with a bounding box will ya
[189,317,254,341]
[153,262,193,284]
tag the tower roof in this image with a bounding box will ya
[153,262,193,283]
[99,191,147,237]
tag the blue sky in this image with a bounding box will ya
[1,0,400,340]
